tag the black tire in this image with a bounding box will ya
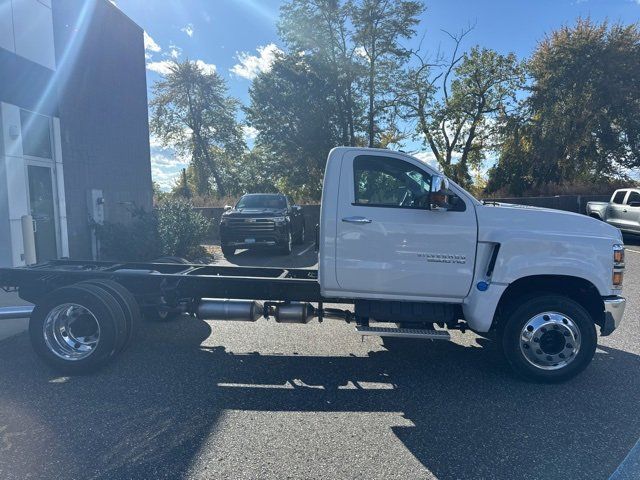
[500,294,597,383]
[294,223,306,245]
[279,229,293,255]
[221,245,236,258]
[28,284,123,374]
[78,280,140,353]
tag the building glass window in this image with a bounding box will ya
[20,110,52,159]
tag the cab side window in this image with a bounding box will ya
[626,191,640,205]
[353,155,432,209]
[612,191,627,204]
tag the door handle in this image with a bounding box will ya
[342,216,372,224]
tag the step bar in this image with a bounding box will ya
[0,306,34,321]
[356,325,451,340]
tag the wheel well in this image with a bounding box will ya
[589,213,602,220]
[492,275,605,330]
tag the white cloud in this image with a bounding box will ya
[181,23,194,37]
[195,60,216,75]
[412,151,442,171]
[354,46,369,59]
[151,150,189,191]
[169,45,182,59]
[242,125,259,141]
[230,43,282,80]
[147,60,175,75]
[144,31,161,55]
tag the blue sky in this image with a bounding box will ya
[109,0,640,190]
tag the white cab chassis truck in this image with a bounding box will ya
[0,148,627,382]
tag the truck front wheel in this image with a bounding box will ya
[501,295,597,382]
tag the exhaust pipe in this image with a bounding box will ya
[195,299,316,324]
[274,302,315,324]
[196,299,263,322]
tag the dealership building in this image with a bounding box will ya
[0,0,152,267]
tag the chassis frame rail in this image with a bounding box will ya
[0,259,326,306]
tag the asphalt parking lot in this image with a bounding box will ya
[0,239,639,480]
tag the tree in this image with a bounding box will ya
[279,0,363,146]
[246,53,343,200]
[171,168,192,199]
[396,29,524,187]
[488,19,640,194]
[150,60,245,196]
[352,0,424,147]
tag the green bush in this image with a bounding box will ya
[97,199,212,262]
[156,198,211,259]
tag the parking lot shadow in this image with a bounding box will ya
[219,243,318,269]
[0,319,638,479]
[623,233,640,247]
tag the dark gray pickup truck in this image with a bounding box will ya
[219,193,306,257]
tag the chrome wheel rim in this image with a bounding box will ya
[520,311,581,371]
[43,303,101,361]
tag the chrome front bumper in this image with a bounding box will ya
[601,296,626,336]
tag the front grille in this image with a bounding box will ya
[224,218,276,234]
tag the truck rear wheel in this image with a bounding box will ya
[501,295,597,382]
[78,279,140,353]
[28,284,124,374]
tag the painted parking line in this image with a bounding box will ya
[625,248,640,254]
[609,438,640,479]
[297,243,315,256]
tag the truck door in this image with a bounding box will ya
[607,190,628,227]
[621,190,640,232]
[335,150,478,300]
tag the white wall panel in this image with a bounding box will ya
[11,0,55,70]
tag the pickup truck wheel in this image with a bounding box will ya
[221,246,235,258]
[279,229,293,255]
[501,295,597,383]
[294,223,305,245]
[28,284,123,374]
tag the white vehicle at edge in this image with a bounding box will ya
[320,147,626,381]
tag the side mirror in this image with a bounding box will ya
[629,201,640,208]
[430,175,451,211]
[224,205,233,211]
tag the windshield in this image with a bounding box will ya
[236,194,286,209]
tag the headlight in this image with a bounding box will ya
[272,216,289,225]
[613,244,625,266]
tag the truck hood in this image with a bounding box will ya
[477,202,622,242]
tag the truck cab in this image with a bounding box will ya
[320,147,626,381]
